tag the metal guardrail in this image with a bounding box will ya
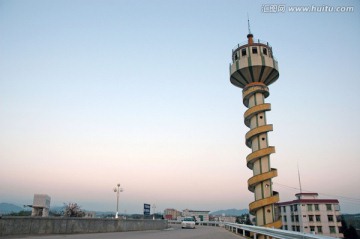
[168,220,336,239]
[224,222,337,239]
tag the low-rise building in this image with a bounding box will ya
[163,208,182,220]
[84,211,96,218]
[216,216,237,223]
[183,209,210,222]
[277,193,343,238]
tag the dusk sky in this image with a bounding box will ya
[1,0,359,215]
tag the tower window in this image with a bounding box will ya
[241,48,247,56]
[234,53,238,60]
[262,137,265,141]
[259,115,263,119]
[263,48,267,55]
[252,47,258,54]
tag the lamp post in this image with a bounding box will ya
[113,183,123,219]
[152,204,156,220]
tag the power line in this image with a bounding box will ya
[273,182,360,204]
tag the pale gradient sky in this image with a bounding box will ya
[1,0,359,214]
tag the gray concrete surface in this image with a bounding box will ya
[1,224,246,239]
[0,217,167,236]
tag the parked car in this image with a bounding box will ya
[181,217,196,229]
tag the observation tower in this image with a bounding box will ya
[229,32,281,230]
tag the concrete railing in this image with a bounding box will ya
[0,217,168,236]
[224,222,336,239]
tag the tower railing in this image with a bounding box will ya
[232,39,271,52]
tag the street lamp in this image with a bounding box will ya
[152,204,156,220]
[113,183,123,219]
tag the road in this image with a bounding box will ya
[4,225,245,239]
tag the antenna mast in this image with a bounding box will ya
[297,163,303,194]
[247,13,251,34]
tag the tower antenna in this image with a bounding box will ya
[247,13,251,34]
[297,163,303,194]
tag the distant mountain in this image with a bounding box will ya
[210,208,249,216]
[0,203,24,214]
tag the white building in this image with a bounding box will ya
[217,215,237,223]
[277,193,343,238]
[84,211,96,218]
[182,209,210,222]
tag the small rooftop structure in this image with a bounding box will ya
[31,194,51,217]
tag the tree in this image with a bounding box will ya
[49,210,62,217]
[344,225,359,239]
[236,213,252,225]
[6,210,31,216]
[63,203,85,217]
[341,217,359,239]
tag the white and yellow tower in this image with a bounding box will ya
[229,32,281,230]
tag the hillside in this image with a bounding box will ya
[0,203,24,214]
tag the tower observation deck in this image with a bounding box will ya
[229,33,281,231]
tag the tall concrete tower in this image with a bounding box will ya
[229,32,281,229]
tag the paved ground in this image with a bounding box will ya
[3,225,245,239]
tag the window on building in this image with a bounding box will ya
[283,206,286,213]
[284,225,288,230]
[234,53,238,60]
[262,48,267,55]
[290,205,293,212]
[252,47,258,54]
[241,48,246,56]
[329,226,336,234]
[317,226,323,233]
[309,215,314,222]
[294,204,298,211]
[291,215,295,222]
[328,215,334,222]
[292,226,296,231]
[314,204,319,211]
[310,226,315,232]
[296,226,300,232]
[295,215,299,222]
[307,204,313,211]
[316,215,321,222]
[283,215,287,222]
[326,204,332,211]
